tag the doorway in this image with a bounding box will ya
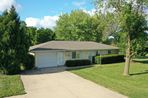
[57,52,64,65]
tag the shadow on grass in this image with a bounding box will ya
[132,60,148,64]
[130,70,148,76]
[138,56,148,58]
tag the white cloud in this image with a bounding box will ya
[25,17,40,27]
[25,9,97,29]
[95,0,115,14]
[25,16,59,29]
[0,0,21,12]
[72,1,86,7]
[82,9,96,16]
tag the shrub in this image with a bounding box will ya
[94,54,125,64]
[65,59,91,67]
[0,54,35,74]
[0,63,21,75]
[7,65,21,74]
[23,54,35,70]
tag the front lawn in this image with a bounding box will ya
[0,75,25,98]
[71,62,148,98]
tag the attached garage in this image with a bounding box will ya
[36,51,58,68]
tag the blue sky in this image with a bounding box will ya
[0,0,95,28]
[16,0,94,20]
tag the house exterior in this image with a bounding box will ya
[30,41,119,68]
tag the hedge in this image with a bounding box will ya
[65,59,91,67]
[94,54,125,64]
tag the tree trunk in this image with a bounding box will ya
[123,35,131,76]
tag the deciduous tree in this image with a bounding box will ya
[95,0,148,75]
[37,28,55,44]
[55,10,103,42]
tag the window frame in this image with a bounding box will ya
[72,51,76,59]
[108,50,112,54]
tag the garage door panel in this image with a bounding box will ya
[36,52,57,68]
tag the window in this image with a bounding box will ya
[65,52,71,60]
[108,50,111,54]
[97,51,101,55]
[72,51,80,59]
[76,52,80,58]
[72,52,76,59]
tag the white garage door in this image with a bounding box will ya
[36,52,57,68]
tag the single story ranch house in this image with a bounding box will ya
[30,41,119,68]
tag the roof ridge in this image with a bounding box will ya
[29,41,51,50]
[29,41,119,51]
[97,42,118,48]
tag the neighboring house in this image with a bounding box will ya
[30,41,119,68]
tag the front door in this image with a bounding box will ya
[57,52,64,65]
[88,51,95,63]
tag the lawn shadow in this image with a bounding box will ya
[130,70,148,76]
[132,55,148,64]
[132,60,148,64]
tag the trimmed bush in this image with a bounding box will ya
[94,54,125,64]
[65,59,91,67]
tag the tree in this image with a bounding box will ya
[26,27,55,45]
[95,0,148,75]
[55,10,102,42]
[36,28,55,44]
[0,6,30,74]
[96,12,119,44]
[26,27,37,45]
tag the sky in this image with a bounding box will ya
[0,0,95,29]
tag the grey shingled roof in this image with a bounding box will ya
[29,41,118,51]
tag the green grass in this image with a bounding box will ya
[71,62,148,98]
[133,56,148,64]
[0,75,25,98]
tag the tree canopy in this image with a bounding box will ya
[95,0,148,75]
[27,27,55,45]
[36,28,55,44]
[55,10,103,42]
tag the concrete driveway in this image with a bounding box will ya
[9,68,127,98]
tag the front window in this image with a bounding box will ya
[72,52,76,59]
[72,51,80,59]
[108,50,111,54]
[76,52,80,58]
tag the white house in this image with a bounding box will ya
[30,41,119,68]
